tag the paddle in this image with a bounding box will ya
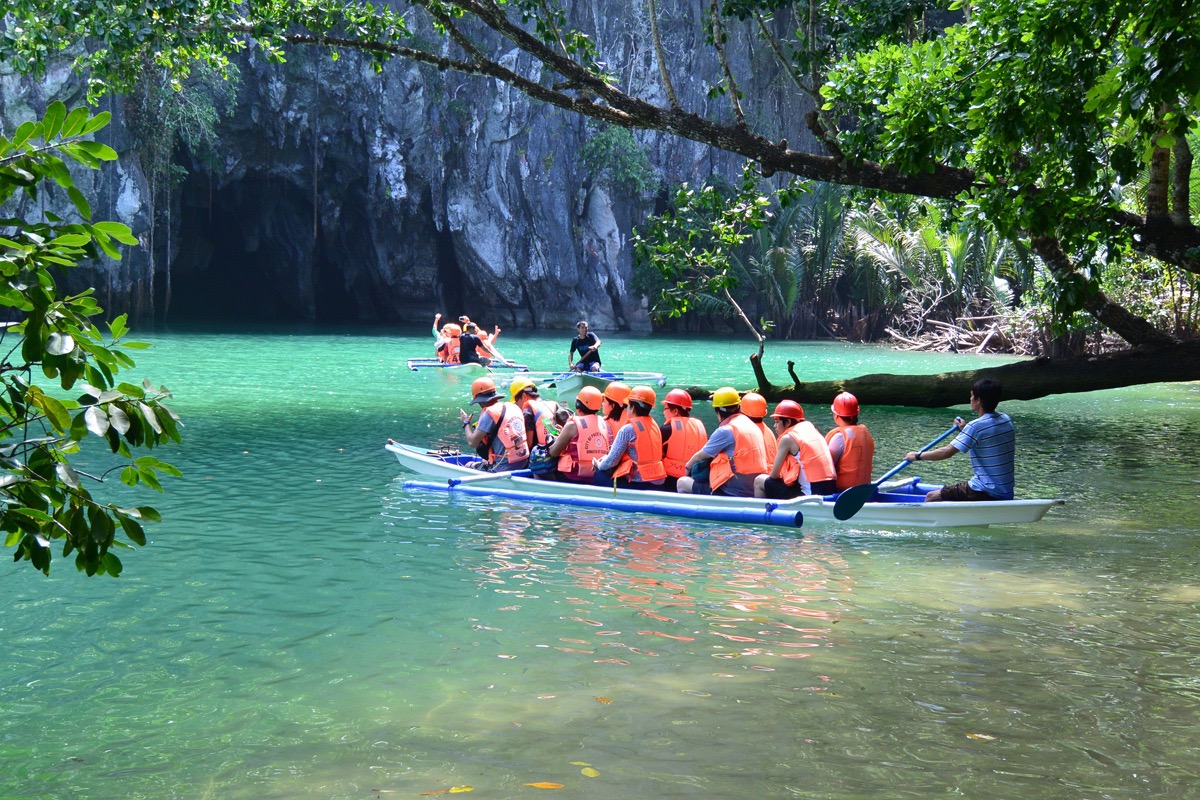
[832,420,962,521]
[447,469,532,487]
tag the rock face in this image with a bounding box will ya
[0,5,817,330]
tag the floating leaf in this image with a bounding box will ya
[581,767,600,778]
[418,790,449,796]
[569,762,591,767]
[524,782,564,789]
[594,696,613,704]
[966,733,996,741]
[448,787,473,794]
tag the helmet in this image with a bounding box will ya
[771,399,805,421]
[469,376,498,405]
[740,392,767,417]
[602,381,631,405]
[711,387,741,408]
[629,386,657,408]
[664,388,693,410]
[509,378,537,401]
[832,391,859,418]
[445,323,462,337]
[576,385,604,411]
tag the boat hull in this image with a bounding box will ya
[386,442,1063,529]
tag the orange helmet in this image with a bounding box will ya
[831,391,860,418]
[602,381,631,405]
[469,376,498,405]
[576,385,604,411]
[664,388,693,409]
[629,385,657,408]
[771,399,805,421]
[740,392,767,417]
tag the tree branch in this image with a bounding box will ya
[1172,135,1193,228]
[646,0,681,110]
[709,0,748,127]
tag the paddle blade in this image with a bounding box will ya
[833,483,875,520]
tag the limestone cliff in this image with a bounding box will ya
[0,5,817,330]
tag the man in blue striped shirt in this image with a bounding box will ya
[904,379,1015,501]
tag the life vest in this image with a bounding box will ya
[557,414,611,480]
[754,420,777,466]
[445,333,461,364]
[524,399,559,448]
[826,424,875,490]
[708,413,769,491]
[604,409,625,441]
[481,402,529,465]
[663,417,708,478]
[778,421,836,488]
[612,417,667,482]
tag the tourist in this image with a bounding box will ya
[754,400,838,498]
[459,377,529,471]
[509,378,560,450]
[826,391,875,490]
[660,388,707,493]
[677,387,768,497]
[904,378,1015,501]
[592,386,666,490]
[458,322,493,367]
[568,320,603,372]
[600,381,631,440]
[548,386,610,482]
[739,392,777,465]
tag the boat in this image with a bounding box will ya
[547,370,667,407]
[385,442,1064,529]
[406,357,531,372]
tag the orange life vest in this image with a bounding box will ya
[481,402,529,465]
[708,413,769,491]
[604,410,625,441]
[444,333,461,364]
[663,417,708,478]
[557,414,610,480]
[612,417,667,482]
[754,420,777,465]
[826,424,875,490]
[778,421,836,488]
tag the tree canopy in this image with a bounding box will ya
[4,0,1198,398]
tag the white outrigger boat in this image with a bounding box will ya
[385,442,1064,529]
[406,357,531,372]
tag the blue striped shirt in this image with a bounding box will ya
[952,412,1015,499]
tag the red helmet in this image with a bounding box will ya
[740,392,767,417]
[832,391,860,418]
[470,376,498,405]
[603,381,631,405]
[629,385,657,408]
[576,385,603,411]
[664,388,693,409]
[771,399,805,421]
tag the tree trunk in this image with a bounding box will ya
[709,340,1200,408]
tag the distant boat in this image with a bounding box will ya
[406,358,531,372]
[547,370,666,407]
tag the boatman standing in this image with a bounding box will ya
[904,378,1015,501]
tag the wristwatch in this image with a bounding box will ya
[915,451,921,461]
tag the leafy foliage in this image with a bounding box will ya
[579,125,657,196]
[0,103,182,576]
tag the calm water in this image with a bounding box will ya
[3,326,1200,800]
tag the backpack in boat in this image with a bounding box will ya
[527,440,557,475]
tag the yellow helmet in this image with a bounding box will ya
[509,378,537,401]
[711,386,741,408]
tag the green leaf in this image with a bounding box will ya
[74,141,118,162]
[46,332,76,356]
[44,101,67,140]
[12,121,37,150]
[67,187,92,220]
[61,107,89,137]
[80,111,112,136]
[84,405,110,436]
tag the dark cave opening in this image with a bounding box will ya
[166,167,361,323]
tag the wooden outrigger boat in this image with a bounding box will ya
[385,442,1064,529]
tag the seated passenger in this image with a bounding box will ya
[677,387,768,498]
[458,377,529,471]
[592,386,666,490]
[600,381,631,440]
[510,378,560,449]
[660,388,707,493]
[739,392,777,465]
[548,386,610,482]
[826,391,875,490]
[754,400,837,498]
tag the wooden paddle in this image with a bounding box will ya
[447,469,532,487]
[832,421,962,521]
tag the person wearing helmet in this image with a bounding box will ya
[676,387,768,497]
[754,400,838,498]
[459,376,529,471]
[510,378,560,450]
[659,388,707,492]
[592,385,666,489]
[548,385,611,482]
[601,381,631,440]
[826,391,875,490]
[903,378,1015,501]
[568,321,603,372]
[739,392,777,465]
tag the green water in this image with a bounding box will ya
[4,327,1200,800]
